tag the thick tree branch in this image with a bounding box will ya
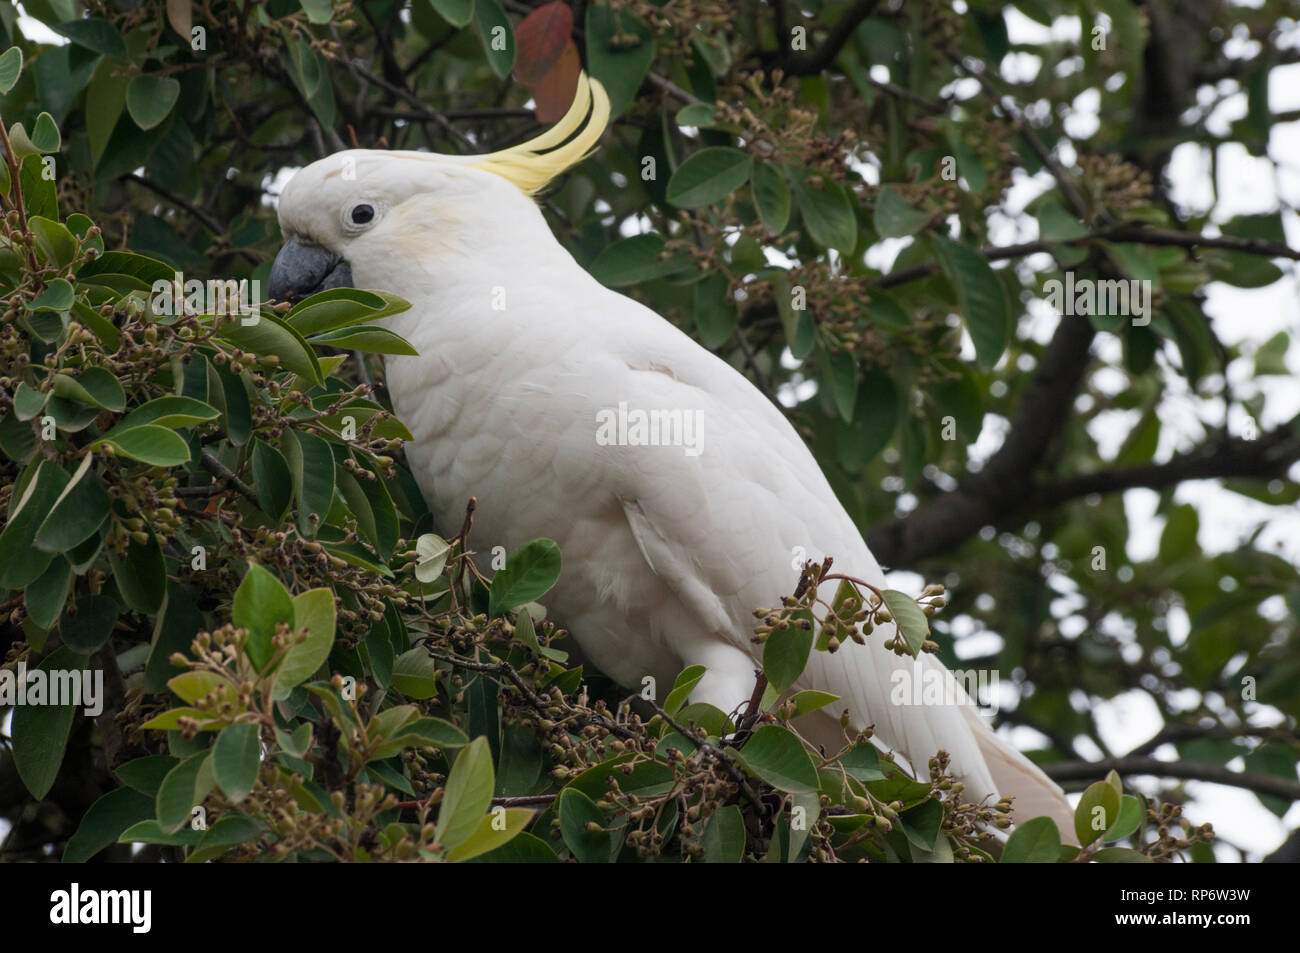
[867,314,1096,567]
[1033,426,1300,507]
[1044,756,1300,802]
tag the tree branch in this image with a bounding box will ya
[1033,426,1300,508]
[770,0,880,76]
[867,314,1097,568]
[125,173,222,235]
[1044,756,1300,802]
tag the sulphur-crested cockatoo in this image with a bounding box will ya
[268,74,1075,836]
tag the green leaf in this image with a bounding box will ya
[838,367,898,471]
[27,278,74,312]
[1036,200,1088,265]
[86,58,127,168]
[232,563,295,672]
[1001,815,1062,862]
[126,75,181,131]
[1254,330,1290,376]
[63,788,154,863]
[751,163,791,233]
[212,723,261,803]
[874,188,930,238]
[899,798,944,852]
[187,813,267,863]
[276,588,336,688]
[252,438,293,521]
[827,349,858,422]
[391,717,469,750]
[299,0,334,24]
[307,326,419,355]
[1093,846,1153,863]
[20,154,56,220]
[585,4,656,118]
[1158,504,1199,564]
[558,787,613,863]
[413,532,451,584]
[370,708,422,753]
[468,830,559,862]
[588,234,691,286]
[139,707,213,732]
[692,272,737,347]
[105,525,166,613]
[25,557,70,628]
[0,461,68,588]
[29,215,76,267]
[167,671,226,704]
[118,820,203,848]
[1074,780,1122,847]
[488,538,562,616]
[792,175,857,254]
[436,736,496,851]
[1103,794,1145,842]
[276,723,313,758]
[675,103,717,127]
[156,750,211,833]
[212,310,321,384]
[285,287,409,334]
[763,617,813,693]
[58,594,118,654]
[789,690,838,718]
[840,740,886,782]
[282,429,335,538]
[8,113,59,157]
[51,17,127,57]
[933,238,1009,369]
[13,382,47,421]
[663,665,707,716]
[93,423,190,466]
[10,647,81,799]
[666,147,753,209]
[115,754,179,797]
[116,396,219,431]
[474,0,515,79]
[1115,410,1159,466]
[51,368,125,412]
[739,725,819,793]
[701,804,746,862]
[880,590,929,657]
[391,647,439,700]
[0,46,23,95]
[446,807,534,862]
[35,456,109,553]
[430,0,474,27]
[78,249,174,290]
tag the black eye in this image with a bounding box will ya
[350,204,375,225]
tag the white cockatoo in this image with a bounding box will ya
[268,74,1075,836]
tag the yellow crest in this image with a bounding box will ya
[469,73,611,195]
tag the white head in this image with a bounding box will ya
[267,75,610,305]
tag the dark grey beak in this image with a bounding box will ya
[267,237,353,302]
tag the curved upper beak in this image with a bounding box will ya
[267,237,353,303]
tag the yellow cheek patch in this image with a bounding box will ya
[468,73,610,195]
[388,201,465,258]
